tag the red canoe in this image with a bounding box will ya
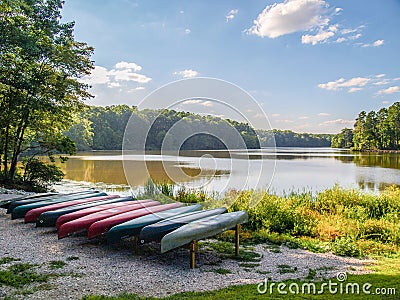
[87,202,183,239]
[55,200,153,229]
[24,195,119,223]
[57,200,160,239]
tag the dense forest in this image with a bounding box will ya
[332,102,400,150]
[66,105,261,151]
[66,105,333,151]
[257,129,332,147]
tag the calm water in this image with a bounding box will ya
[53,148,400,195]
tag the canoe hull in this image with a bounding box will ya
[56,200,147,229]
[106,204,202,244]
[36,196,138,228]
[88,202,183,239]
[161,211,248,253]
[57,200,160,239]
[0,193,57,209]
[7,191,96,213]
[139,207,227,244]
[24,195,119,223]
[11,192,106,219]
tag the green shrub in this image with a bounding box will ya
[331,237,361,257]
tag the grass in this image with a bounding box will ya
[49,260,67,269]
[0,257,21,265]
[200,241,262,262]
[0,257,73,298]
[66,256,80,261]
[212,268,232,275]
[0,263,50,288]
[277,264,298,274]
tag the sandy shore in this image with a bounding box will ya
[0,192,373,299]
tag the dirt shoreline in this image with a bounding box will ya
[0,191,373,299]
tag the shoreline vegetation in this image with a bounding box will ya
[138,182,400,259]
[1,184,399,299]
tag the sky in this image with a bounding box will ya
[61,0,400,134]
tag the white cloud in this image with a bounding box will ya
[81,66,109,85]
[247,0,329,38]
[335,37,346,43]
[271,113,281,117]
[302,27,336,45]
[299,116,309,120]
[80,62,152,87]
[348,33,362,40]
[115,61,142,71]
[318,77,370,91]
[375,74,386,78]
[108,82,121,88]
[320,119,354,126]
[226,9,239,22]
[382,101,389,104]
[184,28,191,34]
[377,86,400,95]
[174,69,199,78]
[182,99,213,107]
[318,112,330,116]
[374,80,390,86]
[109,68,152,83]
[373,39,384,46]
[362,39,384,47]
[275,119,294,123]
[348,87,363,93]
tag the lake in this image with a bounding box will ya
[53,148,400,196]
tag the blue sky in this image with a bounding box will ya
[61,0,400,133]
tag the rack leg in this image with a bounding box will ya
[235,224,241,257]
[190,240,197,269]
[133,236,139,255]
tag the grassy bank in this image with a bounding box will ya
[139,182,400,258]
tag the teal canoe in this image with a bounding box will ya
[106,204,202,244]
[7,190,97,213]
[0,193,57,209]
[161,210,248,253]
[11,192,106,219]
[139,207,227,244]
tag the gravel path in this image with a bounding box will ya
[0,193,373,299]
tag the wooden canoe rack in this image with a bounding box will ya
[187,224,241,269]
[132,224,241,268]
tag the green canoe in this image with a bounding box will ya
[161,210,248,253]
[139,207,227,244]
[106,204,202,244]
[0,193,57,209]
[11,192,106,219]
[7,190,97,213]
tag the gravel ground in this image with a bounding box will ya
[0,193,373,299]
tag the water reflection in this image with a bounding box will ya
[55,149,400,194]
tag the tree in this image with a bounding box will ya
[331,128,353,148]
[352,111,366,150]
[0,0,93,187]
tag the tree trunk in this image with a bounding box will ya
[3,124,9,179]
[9,122,27,180]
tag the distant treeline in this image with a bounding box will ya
[257,129,332,147]
[332,102,400,151]
[66,105,333,151]
[66,105,260,150]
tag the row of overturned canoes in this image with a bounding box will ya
[0,190,248,254]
